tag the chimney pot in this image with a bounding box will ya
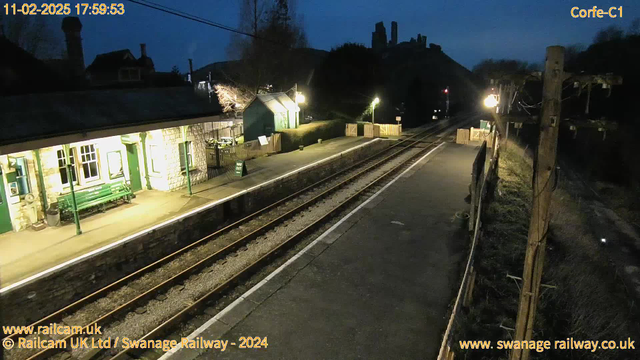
[140,43,147,57]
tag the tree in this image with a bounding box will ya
[472,59,535,82]
[214,83,254,113]
[593,25,624,44]
[404,77,426,127]
[312,43,383,119]
[0,5,62,59]
[226,0,308,94]
[564,43,585,71]
[628,18,640,37]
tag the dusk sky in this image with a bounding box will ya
[64,0,638,72]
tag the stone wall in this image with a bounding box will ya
[162,125,207,191]
[0,139,391,326]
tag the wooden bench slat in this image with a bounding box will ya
[56,180,132,216]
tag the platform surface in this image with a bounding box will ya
[170,142,479,360]
[0,136,377,289]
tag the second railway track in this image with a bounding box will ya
[3,115,475,360]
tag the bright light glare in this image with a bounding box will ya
[484,94,498,108]
[296,93,306,104]
[372,97,380,106]
[601,238,607,243]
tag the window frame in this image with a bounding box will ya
[80,144,100,182]
[106,150,124,180]
[148,144,161,174]
[13,157,30,196]
[57,148,78,187]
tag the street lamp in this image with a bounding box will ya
[371,97,380,124]
[483,94,499,108]
[295,92,305,127]
[444,87,450,118]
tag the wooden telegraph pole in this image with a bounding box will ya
[510,46,564,360]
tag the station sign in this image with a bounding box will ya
[235,160,248,177]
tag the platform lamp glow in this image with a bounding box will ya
[484,94,499,108]
[371,97,380,124]
[295,92,305,127]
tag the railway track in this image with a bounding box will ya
[3,115,474,360]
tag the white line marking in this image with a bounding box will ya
[159,141,447,359]
[0,139,380,294]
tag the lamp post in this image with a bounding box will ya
[292,83,305,128]
[444,86,450,118]
[295,92,305,127]
[371,97,380,124]
[63,144,81,235]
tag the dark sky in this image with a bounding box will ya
[59,0,637,72]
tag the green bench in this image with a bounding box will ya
[57,180,133,218]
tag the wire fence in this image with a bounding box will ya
[438,128,501,360]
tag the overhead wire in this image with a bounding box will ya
[126,0,290,48]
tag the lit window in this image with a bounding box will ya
[107,151,124,180]
[57,149,78,186]
[14,157,30,195]
[80,144,100,181]
[178,142,193,171]
[149,144,160,173]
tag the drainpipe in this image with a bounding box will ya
[181,126,192,196]
[63,144,82,235]
[139,132,152,190]
[34,149,48,213]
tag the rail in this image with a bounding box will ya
[11,117,470,360]
[111,117,473,360]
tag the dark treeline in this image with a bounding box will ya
[474,22,640,190]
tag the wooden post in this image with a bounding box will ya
[504,122,509,150]
[510,46,564,360]
[469,165,477,233]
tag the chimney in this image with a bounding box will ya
[391,21,398,46]
[188,58,193,84]
[140,43,147,57]
[61,17,85,78]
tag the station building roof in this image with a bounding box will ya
[248,92,298,114]
[0,86,222,154]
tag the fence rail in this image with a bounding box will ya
[206,134,281,170]
[438,127,500,360]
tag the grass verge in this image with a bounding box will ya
[452,141,640,360]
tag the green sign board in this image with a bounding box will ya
[480,120,491,130]
[235,160,248,177]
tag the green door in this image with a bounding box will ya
[126,144,143,192]
[0,169,13,234]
